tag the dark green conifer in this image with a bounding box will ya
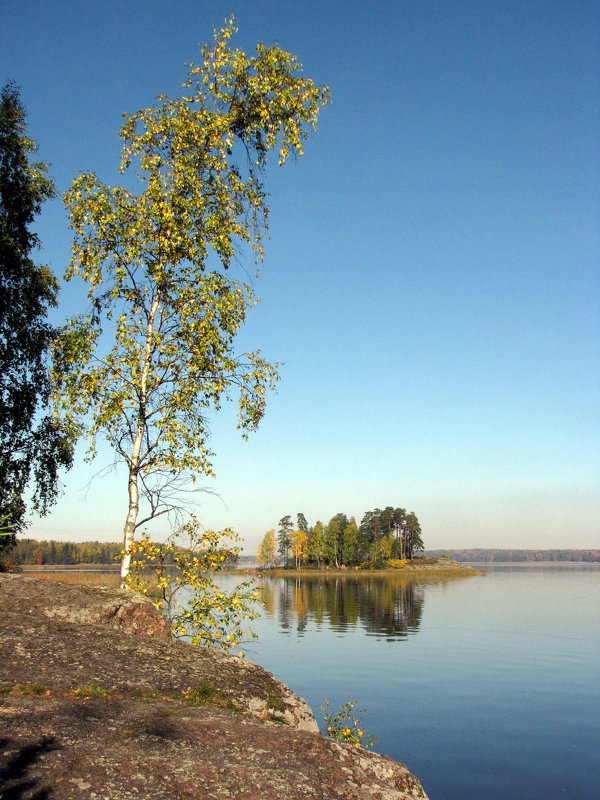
[0,83,73,550]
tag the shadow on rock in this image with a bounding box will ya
[0,736,60,799]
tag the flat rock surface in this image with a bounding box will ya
[0,574,316,730]
[1,697,428,800]
[0,574,429,799]
[0,572,172,641]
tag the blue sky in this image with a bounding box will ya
[2,0,598,550]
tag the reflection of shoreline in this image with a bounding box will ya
[258,572,478,639]
[254,559,482,578]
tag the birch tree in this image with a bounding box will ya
[257,528,277,567]
[290,529,308,569]
[52,21,329,581]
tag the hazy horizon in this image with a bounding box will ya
[2,0,598,552]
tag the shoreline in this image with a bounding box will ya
[1,573,430,799]
[249,558,482,577]
[20,558,481,576]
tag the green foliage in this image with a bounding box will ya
[0,515,16,554]
[181,683,219,705]
[277,515,293,564]
[124,516,259,652]
[323,516,342,567]
[319,699,377,749]
[275,506,424,569]
[307,521,326,566]
[341,519,359,565]
[359,507,424,564]
[0,83,74,537]
[296,512,308,533]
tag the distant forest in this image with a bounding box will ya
[9,540,600,566]
[12,539,122,565]
[426,549,600,563]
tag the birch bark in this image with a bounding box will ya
[120,293,160,583]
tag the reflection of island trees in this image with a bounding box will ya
[359,579,424,638]
[259,580,277,618]
[260,576,438,639]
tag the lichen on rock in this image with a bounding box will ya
[0,573,429,799]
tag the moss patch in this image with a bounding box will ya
[0,683,48,696]
[182,683,239,711]
[267,692,287,714]
[74,683,112,699]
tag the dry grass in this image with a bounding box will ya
[24,564,120,571]
[26,571,122,588]
[22,569,167,599]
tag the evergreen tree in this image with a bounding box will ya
[358,506,424,564]
[296,512,309,532]
[405,512,424,558]
[358,509,381,562]
[277,515,293,565]
[0,83,73,546]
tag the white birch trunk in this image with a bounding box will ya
[120,432,143,584]
[120,292,160,586]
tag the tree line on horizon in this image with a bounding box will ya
[427,549,600,563]
[10,539,122,566]
[257,507,424,569]
[11,538,599,567]
[10,536,243,567]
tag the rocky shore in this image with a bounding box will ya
[0,573,429,799]
[260,557,479,577]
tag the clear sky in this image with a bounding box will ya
[1,0,598,551]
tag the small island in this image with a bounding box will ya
[259,556,479,577]
[255,507,476,574]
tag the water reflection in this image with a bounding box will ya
[258,573,474,640]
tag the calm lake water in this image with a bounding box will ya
[219,565,600,800]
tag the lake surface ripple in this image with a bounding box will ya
[219,565,600,800]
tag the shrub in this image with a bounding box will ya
[319,700,377,749]
[124,516,260,653]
